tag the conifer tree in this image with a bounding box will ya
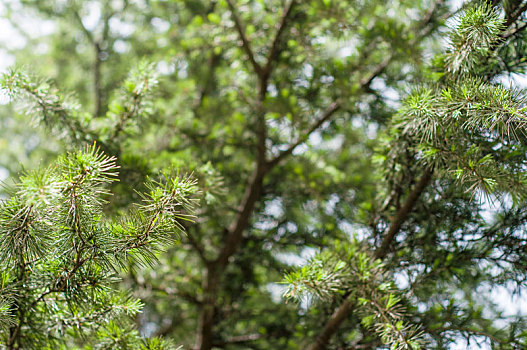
[1,0,527,349]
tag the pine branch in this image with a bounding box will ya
[109,62,159,141]
[445,3,505,76]
[1,71,90,142]
[286,242,425,350]
[0,145,197,347]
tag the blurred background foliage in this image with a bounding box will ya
[1,0,527,349]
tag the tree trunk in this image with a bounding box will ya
[196,264,219,350]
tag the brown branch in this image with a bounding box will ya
[212,333,263,347]
[433,325,505,345]
[94,44,103,118]
[196,2,301,347]
[504,1,527,28]
[415,0,450,39]
[421,0,443,26]
[374,169,432,260]
[268,47,394,170]
[72,10,102,118]
[306,297,355,350]
[360,55,392,87]
[483,1,527,56]
[195,4,300,347]
[94,9,115,118]
[72,10,95,43]
[269,102,341,168]
[196,261,220,350]
[215,161,268,268]
[225,0,263,77]
[270,24,408,171]
[185,227,210,264]
[502,21,527,40]
[262,0,297,79]
[216,0,299,267]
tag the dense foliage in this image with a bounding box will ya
[0,142,199,349]
[1,0,527,349]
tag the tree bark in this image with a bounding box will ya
[196,263,220,350]
[374,169,432,260]
[306,297,354,350]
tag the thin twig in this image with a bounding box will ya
[225,0,263,76]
